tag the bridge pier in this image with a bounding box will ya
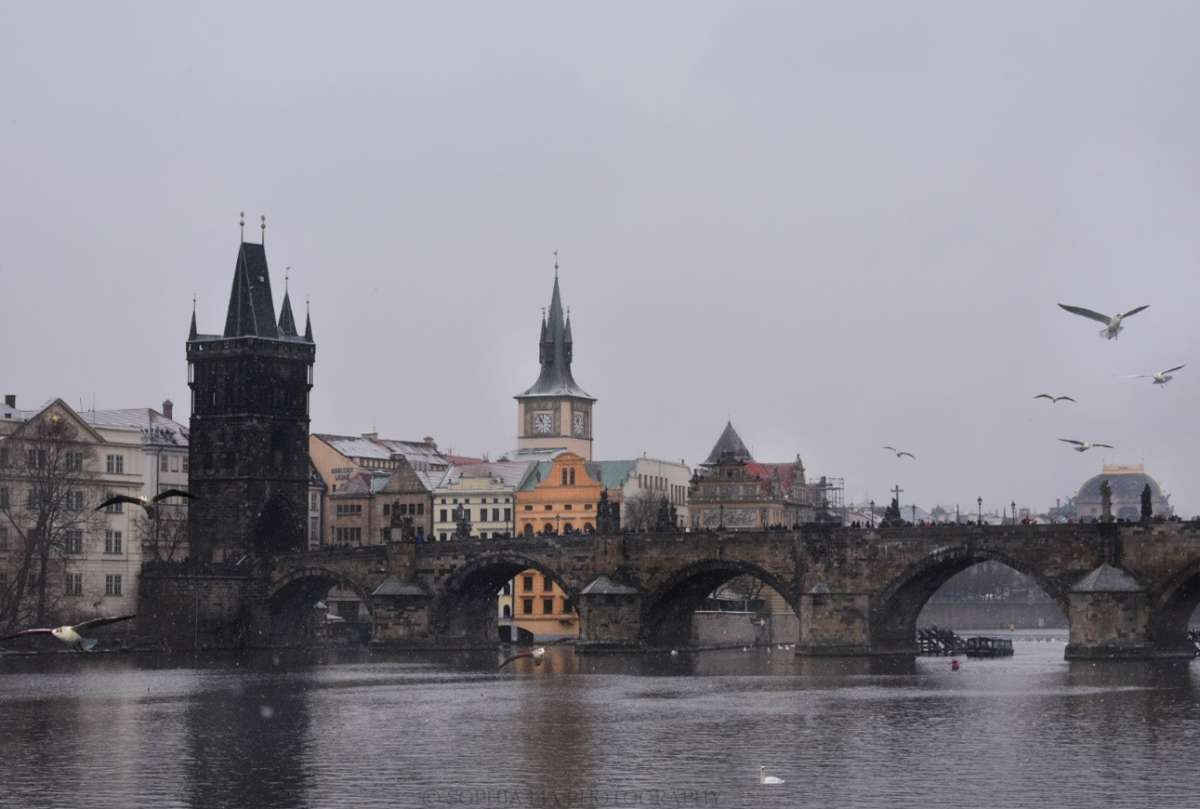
[1064,563,1170,660]
[576,577,642,653]
[795,584,879,656]
[370,577,434,645]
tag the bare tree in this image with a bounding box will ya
[135,503,190,563]
[622,490,659,533]
[0,412,103,631]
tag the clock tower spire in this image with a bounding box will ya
[514,257,595,459]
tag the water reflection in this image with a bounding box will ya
[0,642,1198,809]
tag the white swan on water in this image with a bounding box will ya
[759,767,784,785]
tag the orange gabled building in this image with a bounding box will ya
[515,452,602,537]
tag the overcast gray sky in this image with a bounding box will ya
[2,2,1198,515]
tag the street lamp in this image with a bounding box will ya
[977,496,982,525]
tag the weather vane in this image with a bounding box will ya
[285,265,290,291]
[239,211,245,240]
[260,214,266,244]
[553,249,559,274]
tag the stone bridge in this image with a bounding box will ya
[140,522,1200,659]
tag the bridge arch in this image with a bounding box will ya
[267,566,377,645]
[642,559,798,647]
[872,546,1069,653]
[432,552,580,645]
[1149,559,1200,653]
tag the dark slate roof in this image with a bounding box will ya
[223,243,279,338]
[372,576,428,597]
[517,274,594,400]
[1072,563,1141,593]
[278,290,299,337]
[581,576,639,595]
[704,421,753,464]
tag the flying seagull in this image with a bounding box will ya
[883,446,916,460]
[497,646,546,670]
[1058,439,1114,453]
[95,489,194,517]
[1124,364,1186,387]
[1033,394,1076,403]
[1058,303,1149,340]
[0,615,135,652]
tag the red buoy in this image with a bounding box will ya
[951,658,960,671]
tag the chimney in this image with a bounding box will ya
[423,436,437,449]
[161,399,174,420]
[3,394,14,409]
[362,432,379,440]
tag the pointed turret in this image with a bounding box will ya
[223,243,279,338]
[304,309,313,342]
[517,272,593,400]
[278,290,298,337]
[189,306,198,340]
[704,421,753,464]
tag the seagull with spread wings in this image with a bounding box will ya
[1124,364,1186,387]
[1058,439,1114,453]
[1058,303,1149,340]
[498,646,546,670]
[883,446,916,460]
[0,615,135,652]
[94,489,194,517]
[1033,394,1076,403]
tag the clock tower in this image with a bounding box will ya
[515,268,595,459]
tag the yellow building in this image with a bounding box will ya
[511,569,577,641]
[515,452,602,537]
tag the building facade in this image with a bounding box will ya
[187,240,315,561]
[310,433,450,494]
[0,397,188,630]
[431,461,537,541]
[688,421,818,530]
[514,272,596,460]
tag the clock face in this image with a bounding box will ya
[534,412,554,434]
[572,412,586,437]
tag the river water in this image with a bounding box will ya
[0,634,1196,809]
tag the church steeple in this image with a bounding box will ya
[518,269,592,400]
[189,301,198,340]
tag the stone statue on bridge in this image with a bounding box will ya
[452,503,472,540]
[597,490,620,534]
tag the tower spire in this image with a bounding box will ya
[304,297,313,342]
[189,294,198,340]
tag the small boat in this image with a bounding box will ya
[964,636,1013,658]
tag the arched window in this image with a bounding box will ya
[523,523,534,537]
[502,605,512,618]
[583,523,594,534]
[563,523,574,535]
[562,468,569,486]
[569,468,576,485]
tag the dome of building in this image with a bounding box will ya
[1077,469,1165,501]
[1075,464,1171,520]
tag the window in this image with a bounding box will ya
[310,493,318,510]
[569,468,576,486]
[502,605,511,618]
[440,533,448,541]
[65,573,82,597]
[0,486,7,508]
[542,575,553,592]
[68,491,84,511]
[104,531,122,554]
[0,448,7,467]
[542,598,554,615]
[440,509,448,522]
[182,457,189,473]
[563,599,573,614]
[544,505,552,511]
[65,452,83,472]
[0,572,6,590]
[65,530,83,554]
[564,504,573,511]
[584,504,593,511]
[383,503,391,516]
[492,508,500,522]
[104,494,123,513]
[524,505,532,512]
[105,574,122,597]
[309,517,319,539]
[170,455,180,472]
[504,508,511,522]
[160,455,169,472]
[522,598,533,615]
[562,469,569,486]
[105,454,124,474]
[0,526,7,550]
[522,575,534,591]
[417,503,424,515]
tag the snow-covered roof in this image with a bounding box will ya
[83,408,189,446]
[439,460,539,491]
[314,433,449,466]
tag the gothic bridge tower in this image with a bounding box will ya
[187,233,315,561]
[515,265,595,459]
